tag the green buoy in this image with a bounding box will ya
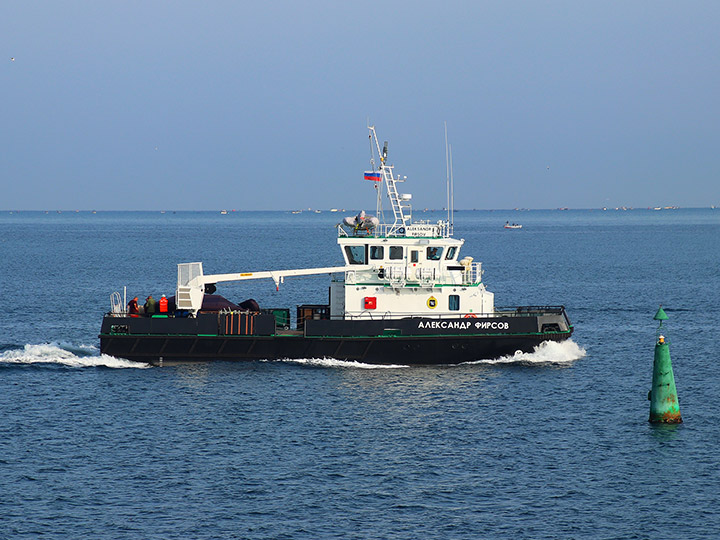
[648,306,682,423]
[654,305,669,323]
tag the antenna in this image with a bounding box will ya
[449,143,454,232]
[445,122,450,225]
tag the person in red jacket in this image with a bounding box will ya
[158,294,168,313]
[128,297,139,316]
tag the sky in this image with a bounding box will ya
[2,1,719,210]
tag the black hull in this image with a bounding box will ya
[99,307,573,366]
[100,332,571,366]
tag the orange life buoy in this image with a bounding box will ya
[464,313,477,318]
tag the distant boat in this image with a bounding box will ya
[504,221,522,229]
[220,210,228,215]
[330,208,338,212]
[314,210,321,214]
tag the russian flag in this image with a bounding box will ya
[364,171,382,182]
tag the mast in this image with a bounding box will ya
[445,122,450,226]
[445,122,454,235]
[368,125,411,236]
[449,142,454,234]
[369,131,384,224]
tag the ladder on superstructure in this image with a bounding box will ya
[369,126,411,236]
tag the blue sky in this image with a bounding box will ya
[2,1,719,210]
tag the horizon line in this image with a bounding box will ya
[2,206,715,213]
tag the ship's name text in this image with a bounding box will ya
[417,320,510,330]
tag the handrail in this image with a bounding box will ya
[337,221,453,239]
[495,306,567,315]
[328,306,567,321]
[336,264,482,287]
[110,291,123,314]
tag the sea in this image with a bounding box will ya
[1,208,719,539]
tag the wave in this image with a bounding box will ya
[268,358,409,369]
[0,343,151,369]
[268,339,585,369]
[1,340,584,370]
[463,339,586,366]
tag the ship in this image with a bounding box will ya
[99,126,573,365]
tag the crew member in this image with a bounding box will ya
[144,295,157,316]
[128,297,139,316]
[159,294,168,313]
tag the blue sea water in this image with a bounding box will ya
[1,208,719,539]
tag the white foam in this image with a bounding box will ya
[0,340,583,370]
[269,340,585,369]
[0,343,151,369]
[271,357,409,369]
[463,339,586,366]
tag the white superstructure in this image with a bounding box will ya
[176,126,494,319]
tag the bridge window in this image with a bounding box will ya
[389,246,403,260]
[345,245,366,265]
[446,246,457,260]
[427,246,443,260]
[449,295,460,311]
[410,250,419,263]
[370,246,384,260]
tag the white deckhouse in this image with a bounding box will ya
[175,126,493,320]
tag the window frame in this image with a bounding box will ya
[389,246,404,260]
[426,246,443,260]
[369,245,384,260]
[345,244,367,265]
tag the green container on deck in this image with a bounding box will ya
[263,308,290,330]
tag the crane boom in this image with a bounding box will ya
[175,262,348,313]
[199,266,348,286]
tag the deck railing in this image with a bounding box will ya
[339,263,482,286]
[332,305,566,321]
[337,221,452,239]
